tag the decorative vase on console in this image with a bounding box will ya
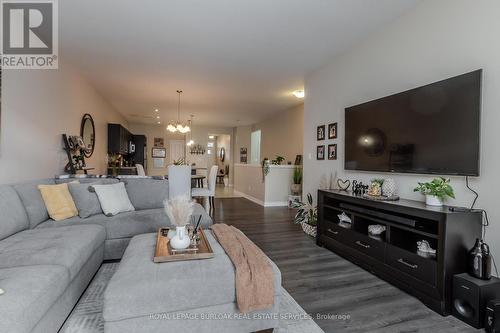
[163,196,195,250]
[382,178,396,197]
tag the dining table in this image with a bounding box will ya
[165,174,206,188]
[191,175,206,188]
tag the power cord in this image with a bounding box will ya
[465,176,479,209]
[464,176,498,277]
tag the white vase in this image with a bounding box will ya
[382,178,397,197]
[170,226,190,250]
[425,195,443,207]
[167,228,176,239]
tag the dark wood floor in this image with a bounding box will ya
[211,197,480,333]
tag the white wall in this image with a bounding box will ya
[234,164,297,206]
[234,125,252,164]
[1,61,128,184]
[253,103,304,163]
[234,103,304,165]
[304,0,500,263]
[128,123,185,176]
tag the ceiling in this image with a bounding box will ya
[60,0,419,127]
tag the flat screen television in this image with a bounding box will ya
[345,70,481,176]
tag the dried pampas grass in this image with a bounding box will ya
[163,196,195,227]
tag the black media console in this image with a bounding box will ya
[317,189,482,315]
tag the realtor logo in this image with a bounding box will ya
[1,0,58,69]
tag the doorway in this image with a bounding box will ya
[169,140,185,164]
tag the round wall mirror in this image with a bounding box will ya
[80,114,95,157]
[219,147,226,162]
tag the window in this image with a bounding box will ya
[251,130,261,164]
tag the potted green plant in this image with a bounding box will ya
[291,167,302,195]
[272,155,285,165]
[413,177,455,206]
[291,193,317,237]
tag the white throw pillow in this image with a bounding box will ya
[92,182,135,216]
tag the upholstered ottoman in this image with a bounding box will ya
[103,232,281,333]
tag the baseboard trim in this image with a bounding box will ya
[233,191,265,206]
[233,191,288,207]
[264,201,288,207]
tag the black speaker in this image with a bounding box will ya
[486,299,500,333]
[453,273,500,328]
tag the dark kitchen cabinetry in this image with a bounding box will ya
[132,134,147,168]
[108,124,133,155]
[317,189,482,316]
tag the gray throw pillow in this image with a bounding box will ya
[68,182,103,218]
[122,178,169,210]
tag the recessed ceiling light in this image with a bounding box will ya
[157,121,161,124]
[292,90,305,99]
[208,135,215,139]
[154,108,159,112]
[156,115,160,119]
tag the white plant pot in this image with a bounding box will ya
[170,226,191,250]
[290,184,302,195]
[425,195,443,207]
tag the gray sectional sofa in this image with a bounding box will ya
[0,177,212,333]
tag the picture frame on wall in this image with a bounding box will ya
[152,148,166,158]
[240,147,248,163]
[317,145,325,160]
[328,122,338,139]
[328,144,337,160]
[317,125,325,141]
[294,154,302,165]
[153,137,164,148]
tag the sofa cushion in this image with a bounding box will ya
[69,182,104,218]
[93,183,135,216]
[38,183,79,221]
[122,178,169,210]
[0,265,70,333]
[55,177,118,185]
[0,224,105,280]
[36,204,213,240]
[13,179,55,229]
[0,185,29,240]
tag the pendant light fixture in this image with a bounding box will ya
[167,90,191,133]
[186,115,194,146]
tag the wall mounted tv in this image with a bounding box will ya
[345,70,481,176]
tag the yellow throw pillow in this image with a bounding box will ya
[38,182,79,221]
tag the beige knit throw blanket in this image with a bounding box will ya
[211,223,275,313]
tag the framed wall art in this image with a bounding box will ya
[152,147,166,158]
[328,122,337,139]
[317,145,325,160]
[328,144,337,160]
[317,125,325,141]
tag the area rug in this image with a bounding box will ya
[60,263,324,333]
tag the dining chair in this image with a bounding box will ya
[167,165,191,198]
[192,165,218,210]
[136,164,146,176]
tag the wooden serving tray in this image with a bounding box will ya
[154,227,214,263]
